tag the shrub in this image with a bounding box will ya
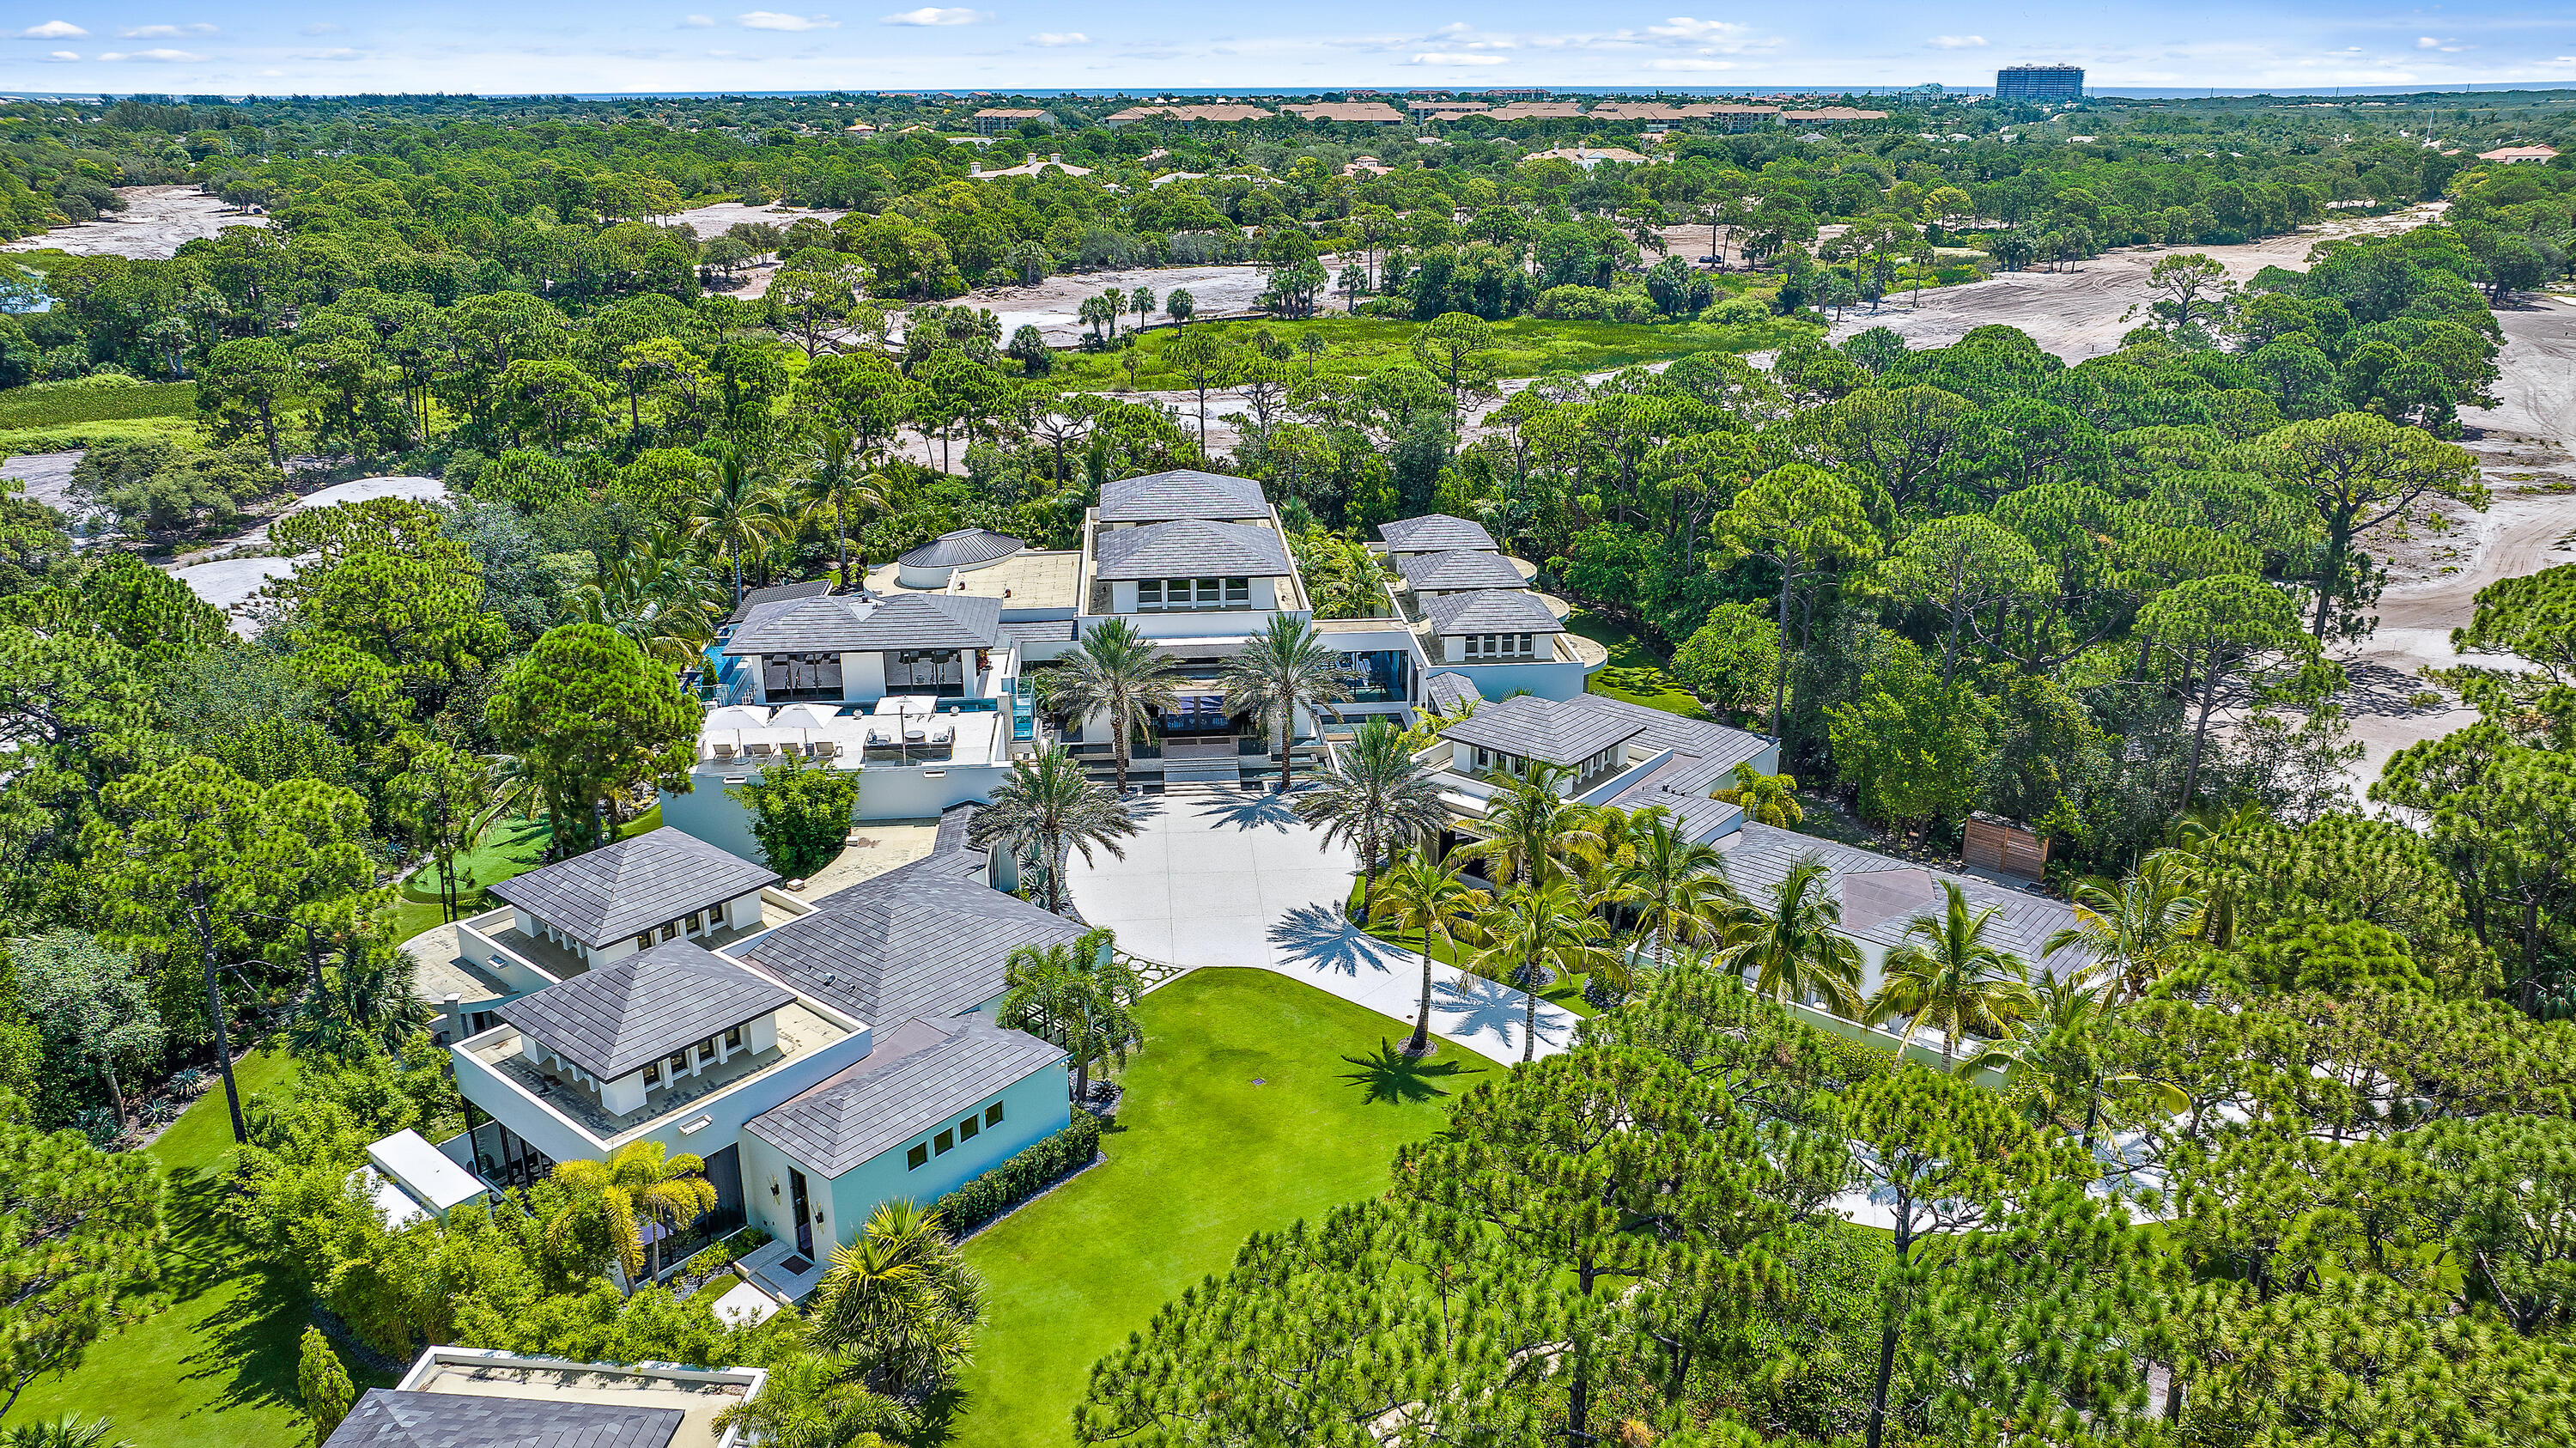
[1701,295,1773,326]
[1532,285,1658,323]
[929,1111,1102,1238]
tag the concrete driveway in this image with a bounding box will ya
[1067,787,1577,1062]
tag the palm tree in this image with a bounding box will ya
[0,1417,134,1448]
[1000,928,1141,1102]
[800,429,903,587]
[1038,619,1181,791]
[1295,718,1448,921]
[1953,970,2188,1149]
[1368,847,1491,1057]
[686,444,791,607]
[2044,851,2203,1005]
[809,1202,985,1396]
[1864,880,2038,1069]
[544,1140,718,1288]
[1612,811,1742,974]
[1455,765,1603,890]
[1470,878,1617,1063]
[1711,762,1804,827]
[574,527,726,666]
[711,1352,917,1448]
[1220,614,1356,793]
[969,745,1139,913]
[1725,857,1864,1019]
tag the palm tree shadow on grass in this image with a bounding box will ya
[178,1161,392,1421]
[1337,1041,1490,1105]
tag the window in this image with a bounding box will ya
[634,933,653,952]
[907,1142,929,1170]
[1461,633,1535,660]
[985,1101,1005,1128]
[660,922,679,942]
[934,1129,955,1155]
[1139,576,1254,611]
[694,1037,718,1065]
[722,1025,744,1053]
[958,1114,980,1141]
[762,651,844,699]
[665,1049,690,1079]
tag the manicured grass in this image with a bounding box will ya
[936,970,1499,1446]
[398,804,663,910]
[1565,609,1710,719]
[9,1049,397,1447]
[1048,313,1816,392]
[0,380,196,430]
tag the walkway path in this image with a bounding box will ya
[1067,786,1577,1062]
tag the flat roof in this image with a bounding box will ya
[860,551,1083,612]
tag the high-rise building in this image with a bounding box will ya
[1995,65,2085,101]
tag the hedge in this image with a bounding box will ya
[930,1111,1103,1238]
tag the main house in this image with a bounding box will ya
[440,808,1087,1302]
[325,1345,765,1448]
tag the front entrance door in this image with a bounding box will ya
[788,1168,814,1259]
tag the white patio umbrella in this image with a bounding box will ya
[769,703,844,732]
[705,704,773,732]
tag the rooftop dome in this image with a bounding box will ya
[899,528,1024,569]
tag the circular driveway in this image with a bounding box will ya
[1067,787,1575,1062]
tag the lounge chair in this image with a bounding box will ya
[712,740,736,762]
[744,740,774,757]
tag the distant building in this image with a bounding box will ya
[2476,144,2559,164]
[969,107,1052,135]
[1995,65,2084,101]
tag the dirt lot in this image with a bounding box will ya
[939,264,1286,344]
[1823,204,2448,361]
[674,201,847,301]
[2338,295,2576,802]
[2,186,266,260]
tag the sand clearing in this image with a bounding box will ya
[1820,204,2448,362]
[671,202,847,301]
[2,186,267,260]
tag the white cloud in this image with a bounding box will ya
[44,50,76,61]
[681,14,715,25]
[1644,17,1750,43]
[302,47,363,60]
[1407,52,1507,64]
[17,20,87,39]
[122,24,219,38]
[301,21,342,34]
[1030,31,1089,46]
[878,7,986,23]
[1929,34,1987,49]
[100,48,204,61]
[739,11,840,29]
[1642,57,1736,70]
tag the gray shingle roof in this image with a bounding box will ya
[1378,514,1498,553]
[726,578,833,626]
[1424,671,1484,717]
[1583,696,1774,804]
[324,1389,680,1448]
[1396,549,1530,593]
[732,860,1089,1023]
[1093,520,1294,580]
[1097,469,1269,523]
[498,940,795,1081]
[997,618,1078,646]
[1441,694,1646,767]
[1420,588,1564,637]
[901,528,1023,568]
[1716,824,2087,965]
[723,592,1004,656]
[744,1013,1063,1176]
[488,829,780,949]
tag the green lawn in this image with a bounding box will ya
[1048,312,1816,392]
[935,970,1499,1446]
[9,1049,395,1446]
[395,804,664,933]
[0,380,197,431]
[1565,609,1708,719]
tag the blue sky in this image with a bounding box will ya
[5,4,2573,97]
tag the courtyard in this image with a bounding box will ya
[1065,786,1578,1062]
